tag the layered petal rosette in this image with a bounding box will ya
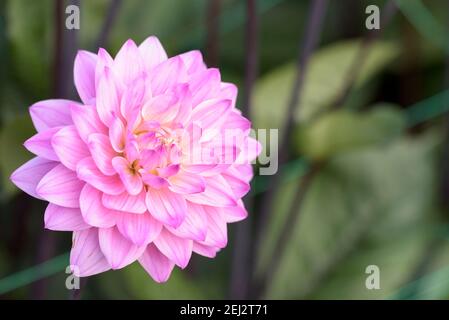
[10,36,261,282]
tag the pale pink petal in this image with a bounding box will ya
[70,228,111,277]
[102,190,147,214]
[77,157,125,195]
[141,94,179,123]
[120,76,146,127]
[96,67,121,126]
[114,39,144,85]
[24,127,61,161]
[139,36,168,70]
[109,117,126,152]
[141,173,168,189]
[190,99,231,140]
[138,243,174,283]
[168,170,205,194]
[149,56,187,95]
[157,164,180,178]
[236,136,262,164]
[36,164,84,208]
[202,206,227,248]
[70,104,108,143]
[44,203,90,231]
[153,228,193,269]
[185,175,237,207]
[221,169,250,198]
[225,109,251,132]
[116,212,162,246]
[222,200,248,223]
[74,50,97,104]
[219,82,238,108]
[95,48,114,88]
[234,164,253,182]
[168,201,207,241]
[80,184,117,228]
[146,187,187,228]
[189,68,221,107]
[193,242,219,258]
[179,50,206,74]
[87,133,116,175]
[29,99,74,132]
[99,226,146,269]
[10,157,58,199]
[112,156,143,195]
[51,125,90,170]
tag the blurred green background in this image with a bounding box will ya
[2,0,449,299]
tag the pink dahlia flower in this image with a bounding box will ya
[10,36,260,282]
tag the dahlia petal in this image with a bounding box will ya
[120,76,146,128]
[74,50,97,104]
[141,94,179,123]
[77,157,125,195]
[70,228,111,277]
[51,125,90,170]
[44,203,90,231]
[95,47,114,90]
[99,226,146,269]
[179,50,206,74]
[24,127,61,161]
[36,164,84,208]
[109,117,126,152]
[138,243,174,283]
[80,184,117,228]
[157,164,180,178]
[141,173,168,189]
[139,36,168,70]
[219,82,238,108]
[192,243,219,258]
[102,190,147,214]
[154,228,193,269]
[234,164,253,182]
[222,200,248,223]
[202,206,227,248]
[114,39,144,85]
[70,104,108,143]
[29,99,74,132]
[10,157,58,199]
[87,133,116,175]
[168,201,207,241]
[150,56,187,95]
[169,170,205,194]
[221,170,250,198]
[96,67,121,126]
[189,68,221,107]
[225,109,251,132]
[112,156,143,195]
[146,187,187,228]
[116,212,162,246]
[190,99,232,139]
[185,175,237,207]
[236,137,262,164]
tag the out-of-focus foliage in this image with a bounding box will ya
[0,115,34,199]
[296,105,406,160]
[251,40,400,131]
[258,131,444,299]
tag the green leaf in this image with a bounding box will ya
[0,114,35,199]
[258,131,441,299]
[296,105,406,160]
[251,40,400,132]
